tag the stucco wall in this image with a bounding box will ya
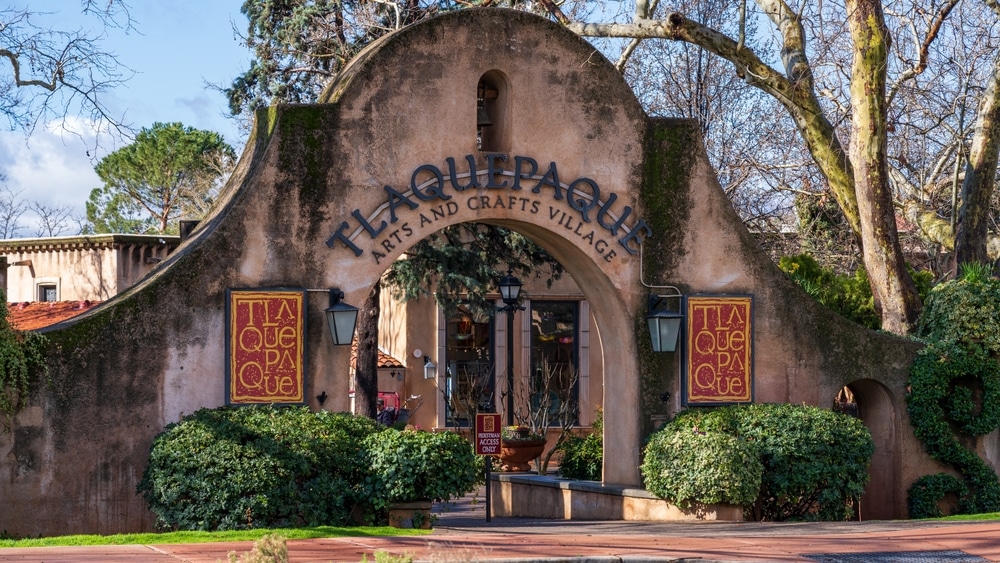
[0,8,947,535]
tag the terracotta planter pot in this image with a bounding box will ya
[388,500,434,529]
[499,438,546,472]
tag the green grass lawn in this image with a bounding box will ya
[0,526,429,548]
[937,512,1000,522]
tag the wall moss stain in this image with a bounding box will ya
[635,118,699,438]
[270,104,346,242]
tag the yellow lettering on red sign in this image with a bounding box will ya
[229,291,305,404]
[686,296,752,404]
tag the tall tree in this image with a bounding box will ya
[0,177,79,238]
[953,0,1000,269]
[29,201,75,237]
[556,0,1000,333]
[88,122,235,234]
[844,0,921,333]
[226,0,441,125]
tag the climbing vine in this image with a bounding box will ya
[0,299,48,433]
[905,268,1000,517]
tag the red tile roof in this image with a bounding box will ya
[7,304,407,374]
[7,301,101,331]
[350,339,405,369]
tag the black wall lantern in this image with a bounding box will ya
[638,242,685,354]
[324,288,359,346]
[647,292,684,353]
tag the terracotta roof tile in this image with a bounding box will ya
[7,304,408,372]
[7,300,101,331]
[350,338,405,369]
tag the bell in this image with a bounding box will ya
[477,106,493,127]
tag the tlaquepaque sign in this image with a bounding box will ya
[684,295,753,405]
[226,289,307,404]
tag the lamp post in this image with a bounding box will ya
[498,269,523,425]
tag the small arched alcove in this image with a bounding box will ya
[477,70,509,152]
[837,380,899,519]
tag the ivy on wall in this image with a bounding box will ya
[0,298,48,433]
[905,265,1000,518]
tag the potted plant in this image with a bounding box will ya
[499,360,581,474]
[499,425,547,471]
[365,428,481,528]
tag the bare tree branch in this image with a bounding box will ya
[1,4,134,149]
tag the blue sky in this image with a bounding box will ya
[0,1,250,229]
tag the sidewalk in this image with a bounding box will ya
[2,491,999,562]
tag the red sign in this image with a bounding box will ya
[685,296,753,404]
[227,290,306,404]
[475,413,502,456]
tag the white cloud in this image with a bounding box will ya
[0,119,106,218]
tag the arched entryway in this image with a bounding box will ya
[838,380,898,520]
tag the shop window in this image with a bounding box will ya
[528,301,579,425]
[444,305,494,427]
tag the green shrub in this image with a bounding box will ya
[779,254,933,330]
[917,271,1000,357]
[654,403,874,521]
[364,429,481,509]
[137,406,382,530]
[906,343,1000,516]
[907,473,969,519]
[641,428,762,507]
[557,407,603,481]
[734,403,873,521]
[905,268,1000,517]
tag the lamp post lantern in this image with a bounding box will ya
[498,269,523,425]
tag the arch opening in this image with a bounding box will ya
[476,70,510,152]
[836,380,899,520]
[347,215,636,483]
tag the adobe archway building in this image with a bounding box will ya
[0,9,968,535]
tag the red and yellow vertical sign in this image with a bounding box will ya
[685,295,753,404]
[227,289,306,404]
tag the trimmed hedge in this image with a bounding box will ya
[646,403,874,521]
[365,428,481,509]
[642,428,762,507]
[139,406,484,531]
[138,406,382,530]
